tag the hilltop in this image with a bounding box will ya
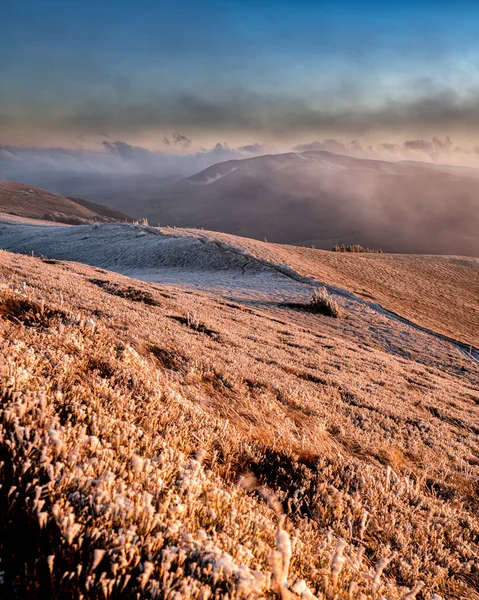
[0,222,477,349]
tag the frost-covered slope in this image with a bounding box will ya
[0,247,478,599]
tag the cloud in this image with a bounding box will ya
[3,134,479,193]
[0,138,271,186]
[237,142,276,155]
[10,84,479,142]
[0,148,23,162]
[162,132,192,148]
[102,140,152,160]
[402,137,454,159]
[293,139,370,157]
[5,77,479,147]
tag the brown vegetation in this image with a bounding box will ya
[332,244,383,253]
[0,250,478,598]
[0,180,130,224]
[174,228,479,348]
[286,289,343,318]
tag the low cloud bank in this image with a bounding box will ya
[2,136,479,193]
[294,137,479,166]
[0,140,270,186]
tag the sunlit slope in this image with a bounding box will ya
[0,180,131,224]
[0,248,478,598]
[171,227,479,348]
[0,219,477,348]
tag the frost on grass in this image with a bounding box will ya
[286,288,343,318]
[308,289,342,318]
[0,269,478,599]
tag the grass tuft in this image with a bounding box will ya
[332,244,383,253]
[0,293,67,328]
[308,288,343,318]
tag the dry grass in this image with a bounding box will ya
[0,250,478,599]
[171,228,479,348]
[0,180,129,225]
[286,289,342,318]
[307,289,342,318]
[332,244,383,253]
[0,180,98,223]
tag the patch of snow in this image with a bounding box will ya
[195,167,237,185]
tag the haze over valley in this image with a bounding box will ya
[3,147,479,256]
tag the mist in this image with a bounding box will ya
[3,135,479,194]
[0,140,270,191]
[2,136,479,257]
[84,150,478,257]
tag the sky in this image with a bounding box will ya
[2,0,479,152]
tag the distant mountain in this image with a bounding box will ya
[32,151,479,255]
[0,180,132,224]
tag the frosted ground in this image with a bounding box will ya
[0,220,476,366]
[1,219,478,598]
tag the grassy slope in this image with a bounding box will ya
[170,228,479,348]
[0,180,99,222]
[0,250,478,599]
[0,180,133,224]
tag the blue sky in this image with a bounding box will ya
[2,0,479,148]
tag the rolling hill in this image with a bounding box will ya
[0,221,477,349]
[0,223,478,598]
[71,151,479,256]
[0,180,132,224]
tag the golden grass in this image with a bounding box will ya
[0,250,478,599]
[173,228,479,348]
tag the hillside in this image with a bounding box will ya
[67,151,479,257]
[168,228,479,349]
[67,196,134,222]
[0,222,477,349]
[0,180,131,224]
[0,230,478,599]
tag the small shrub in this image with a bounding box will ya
[332,244,383,253]
[284,289,343,318]
[308,288,342,318]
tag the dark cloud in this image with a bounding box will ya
[28,85,478,139]
[4,80,479,142]
[163,132,192,148]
